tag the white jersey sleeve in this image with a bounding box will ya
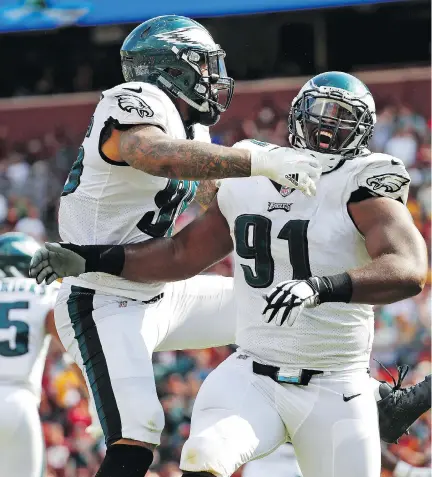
[102,81,176,131]
[354,153,411,204]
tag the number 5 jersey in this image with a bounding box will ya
[0,279,58,400]
[217,147,410,371]
[59,82,207,301]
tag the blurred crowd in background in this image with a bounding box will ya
[0,97,430,476]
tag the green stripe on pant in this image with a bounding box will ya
[67,285,122,446]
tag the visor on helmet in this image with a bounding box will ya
[181,47,234,112]
[293,91,373,155]
[305,97,358,125]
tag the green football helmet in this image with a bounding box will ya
[0,232,40,278]
[120,15,234,126]
[289,72,376,166]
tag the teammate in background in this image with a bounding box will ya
[0,232,86,477]
[31,72,431,477]
[28,14,320,477]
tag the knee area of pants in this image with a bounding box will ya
[112,377,165,434]
[181,437,228,476]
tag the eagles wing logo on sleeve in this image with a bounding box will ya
[115,94,154,118]
[366,173,410,193]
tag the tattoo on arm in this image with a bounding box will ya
[119,125,251,180]
[194,180,219,209]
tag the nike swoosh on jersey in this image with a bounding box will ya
[123,86,143,93]
[343,393,361,402]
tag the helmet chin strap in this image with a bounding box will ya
[157,75,219,127]
[188,104,220,127]
[157,75,210,112]
[177,91,209,113]
[176,90,220,126]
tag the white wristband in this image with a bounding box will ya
[232,139,281,177]
[250,148,271,177]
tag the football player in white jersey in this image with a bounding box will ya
[31,72,430,477]
[28,14,320,477]
[0,232,87,477]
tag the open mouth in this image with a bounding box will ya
[315,129,334,149]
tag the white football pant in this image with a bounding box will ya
[0,385,44,477]
[242,444,302,477]
[54,275,236,446]
[180,351,381,477]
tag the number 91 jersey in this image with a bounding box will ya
[59,82,206,300]
[217,151,410,371]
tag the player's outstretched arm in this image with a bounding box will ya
[119,124,250,179]
[118,126,320,194]
[30,199,233,285]
[121,198,233,282]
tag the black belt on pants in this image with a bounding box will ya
[253,361,324,386]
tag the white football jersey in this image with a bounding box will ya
[59,82,207,300]
[0,278,58,400]
[218,151,410,370]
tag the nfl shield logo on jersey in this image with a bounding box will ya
[280,186,293,197]
[280,173,299,196]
